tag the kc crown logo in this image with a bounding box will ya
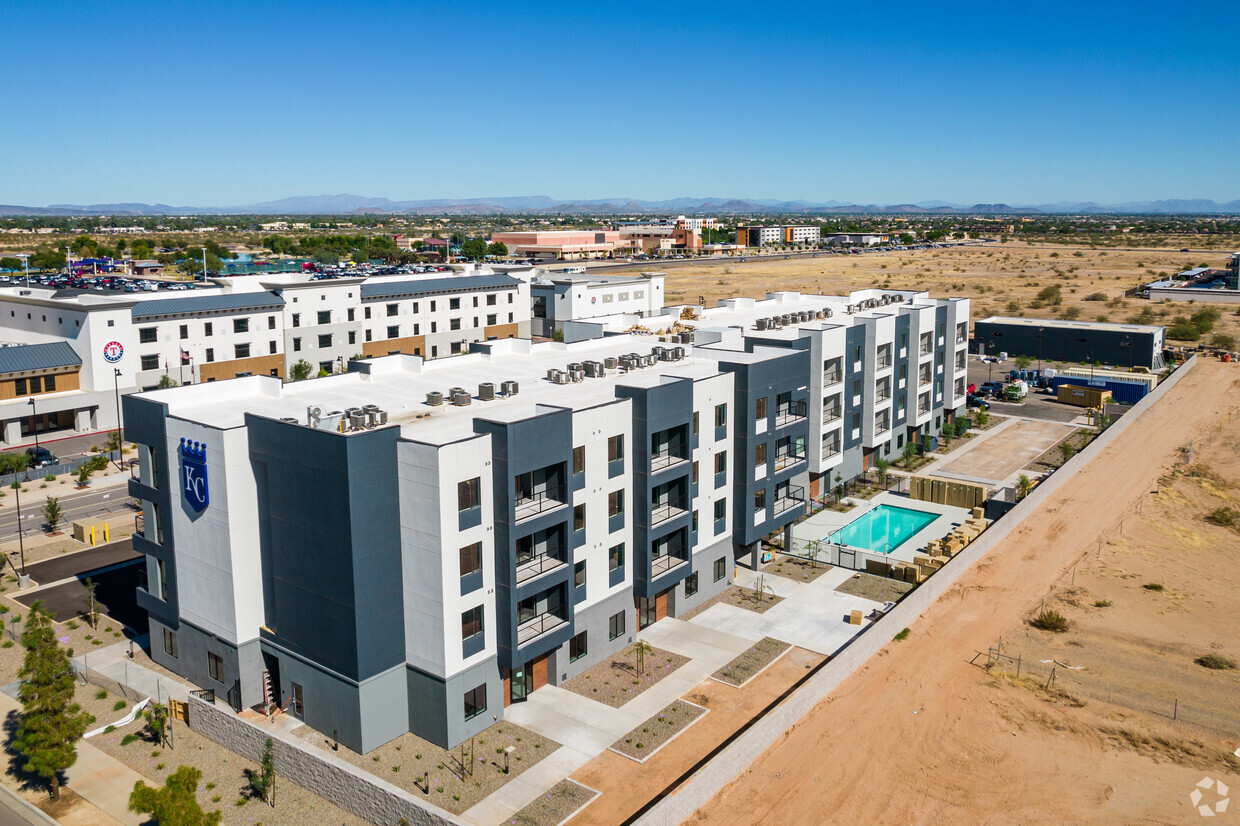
[179,439,209,513]
[1191,777,1230,817]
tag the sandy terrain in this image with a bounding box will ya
[642,243,1240,347]
[688,359,1240,825]
[933,419,1075,485]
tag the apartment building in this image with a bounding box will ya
[736,225,821,247]
[0,271,531,448]
[529,271,665,338]
[122,330,812,753]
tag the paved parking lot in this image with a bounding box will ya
[968,356,1097,423]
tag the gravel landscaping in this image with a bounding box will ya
[677,584,784,622]
[610,699,706,762]
[562,643,689,708]
[762,555,833,584]
[834,572,914,603]
[506,778,598,826]
[711,637,791,687]
[293,719,558,815]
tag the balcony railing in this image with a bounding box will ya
[823,370,843,387]
[874,419,890,435]
[875,388,891,402]
[920,345,933,357]
[774,485,805,514]
[823,407,842,424]
[956,334,967,344]
[918,403,931,415]
[774,400,807,427]
[773,449,806,471]
[515,551,566,585]
[514,489,566,522]
[516,612,567,646]
[650,447,689,472]
[651,554,688,577]
[650,502,688,526]
[876,354,893,369]
[822,443,841,460]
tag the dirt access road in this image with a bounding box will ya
[688,360,1240,825]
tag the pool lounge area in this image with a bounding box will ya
[793,492,973,571]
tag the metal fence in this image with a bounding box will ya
[0,450,124,487]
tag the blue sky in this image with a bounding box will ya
[2,0,1237,206]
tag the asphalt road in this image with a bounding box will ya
[0,486,136,542]
[14,563,143,632]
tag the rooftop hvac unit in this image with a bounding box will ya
[586,361,605,378]
[427,391,444,406]
[645,354,657,367]
[306,404,325,428]
[825,308,833,318]
[321,410,344,432]
[604,357,618,370]
[755,318,769,331]
[373,408,388,426]
[569,369,585,382]
[552,370,569,384]
[567,362,583,373]
[479,382,496,400]
[450,386,465,398]
[501,380,519,396]
[658,348,673,362]
[547,368,558,381]
[452,391,472,406]
[347,408,366,430]
[279,417,298,424]
[672,346,685,360]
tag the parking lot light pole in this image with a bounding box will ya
[113,368,124,471]
[27,398,39,455]
[201,247,207,282]
[17,253,29,287]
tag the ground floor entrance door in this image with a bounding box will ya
[510,666,533,703]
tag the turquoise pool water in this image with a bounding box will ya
[827,504,938,554]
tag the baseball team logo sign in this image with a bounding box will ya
[102,341,124,363]
[179,439,209,513]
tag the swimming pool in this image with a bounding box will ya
[827,504,938,554]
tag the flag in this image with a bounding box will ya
[180,348,191,364]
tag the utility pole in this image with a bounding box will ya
[113,367,124,471]
[201,247,207,282]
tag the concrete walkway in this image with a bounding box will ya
[72,636,196,704]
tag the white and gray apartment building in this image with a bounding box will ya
[120,283,967,755]
[529,271,665,338]
[0,271,530,449]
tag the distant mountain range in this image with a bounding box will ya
[2,194,1239,216]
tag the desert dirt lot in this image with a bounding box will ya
[687,359,1240,825]
[642,242,1240,348]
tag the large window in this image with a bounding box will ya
[574,560,586,588]
[139,327,157,344]
[233,343,250,359]
[317,334,332,348]
[234,318,249,334]
[207,651,223,682]
[608,490,624,517]
[162,628,178,658]
[317,310,331,325]
[572,445,585,474]
[459,542,482,578]
[463,685,486,721]
[607,435,624,462]
[608,543,624,572]
[608,611,625,641]
[714,403,727,427]
[387,325,399,339]
[713,557,726,582]
[569,631,587,662]
[458,477,480,511]
[684,572,699,597]
[140,354,159,371]
[386,303,399,317]
[573,504,586,532]
[461,606,483,641]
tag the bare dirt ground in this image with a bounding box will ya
[934,418,1075,484]
[652,242,1240,347]
[687,359,1240,825]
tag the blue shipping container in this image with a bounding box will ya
[1052,376,1147,405]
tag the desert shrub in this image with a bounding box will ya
[1206,506,1239,527]
[893,628,910,641]
[1031,609,1069,632]
[1142,583,1164,592]
[1195,654,1236,670]
[1083,292,1107,301]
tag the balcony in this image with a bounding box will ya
[650,502,688,526]
[774,400,807,428]
[823,371,843,388]
[874,419,891,435]
[650,447,689,472]
[773,449,806,471]
[514,489,566,522]
[875,388,891,403]
[918,403,931,415]
[876,351,893,369]
[956,334,967,345]
[651,553,689,577]
[823,406,842,424]
[919,345,933,357]
[774,485,805,515]
[515,551,566,585]
[822,442,841,460]
[516,612,567,646]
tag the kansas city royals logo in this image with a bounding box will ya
[179,439,209,513]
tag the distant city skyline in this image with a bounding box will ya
[2,0,1237,206]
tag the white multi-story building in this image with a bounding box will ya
[529,271,664,338]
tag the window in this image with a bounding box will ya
[692,510,698,532]
[714,451,727,475]
[205,348,214,363]
[44,375,55,392]
[449,297,461,310]
[573,504,586,532]
[207,651,223,682]
[462,606,483,641]
[13,378,26,396]
[607,435,624,462]
[486,313,497,326]
[364,306,372,319]
[756,396,767,420]
[608,611,625,641]
[318,334,332,348]
[458,477,480,511]
[459,542,482,578]
[234,318,249,333]
[348,331,356,345]
[487,293,497,306]
[450,318,462,331]
[713,557,726,582]
[714,499,726,520]
[386,303,399,316]
[179,324,188,340]
[414,302,420,313]
[162,628,178,658]
[754,489,767,514]
[386,325,399,339]
[365,330,372,342]
[268,315,276,330]
[692,461,698,484]
[269,340,277,354]
[684,572,699,597]
[234,344,250,359]
[572,445,585,474]
[609,543,624,571]
[472,296,479,307]
[463,685,486,721]
[347,308,355,321]
[714,403,727,427]
[291,313,300,328]
[140,354,159,371]
[755,443,767,467]
[692,411,699,434]
[316,310,330,325]
[204,322,213,336]
[139,327,157,343]
[569,631,587,662]
[608,490,624,517]
[292,337,301,352]
[574,560,586,588]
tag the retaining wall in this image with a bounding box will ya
[187,696,461,826]
[636,356,1198,824]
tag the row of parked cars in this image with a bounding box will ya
[0,274,197,293]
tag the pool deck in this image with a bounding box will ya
[792,492,972,568]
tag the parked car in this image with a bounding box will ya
[966,394,990,410]
[979,381,1004,397]
[25,446,58,468]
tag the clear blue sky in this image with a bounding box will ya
[3,0,1237,207]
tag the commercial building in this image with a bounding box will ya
[1144,253,1240,304]
[530,272,665,338]
[822,233,890,247]
[0,270,531,449]
[736,225,821,247]
[122,282,968,755]
[972,317,1165,372]
[488,230,626,261]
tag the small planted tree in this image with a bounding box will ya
[129,765,221,825]
[41,496,62,533]
[83,577,98,629]
[143,701,171,749]
[974,408,990,428]
[902,442,917,468]
[1016,473,1033,502]
[874,458,890,490]
[290,359,314,382]
[249,738,276,807]
[13,602,92,801]
[631,639,653,677]
[1058,442,1076,463]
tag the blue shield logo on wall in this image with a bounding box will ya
[180,439,209,513]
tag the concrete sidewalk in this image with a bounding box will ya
[73,637,196,704]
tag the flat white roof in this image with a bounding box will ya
[977,316,1163,334]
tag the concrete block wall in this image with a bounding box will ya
[636,356,1198,825]
[187,696,461,826]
